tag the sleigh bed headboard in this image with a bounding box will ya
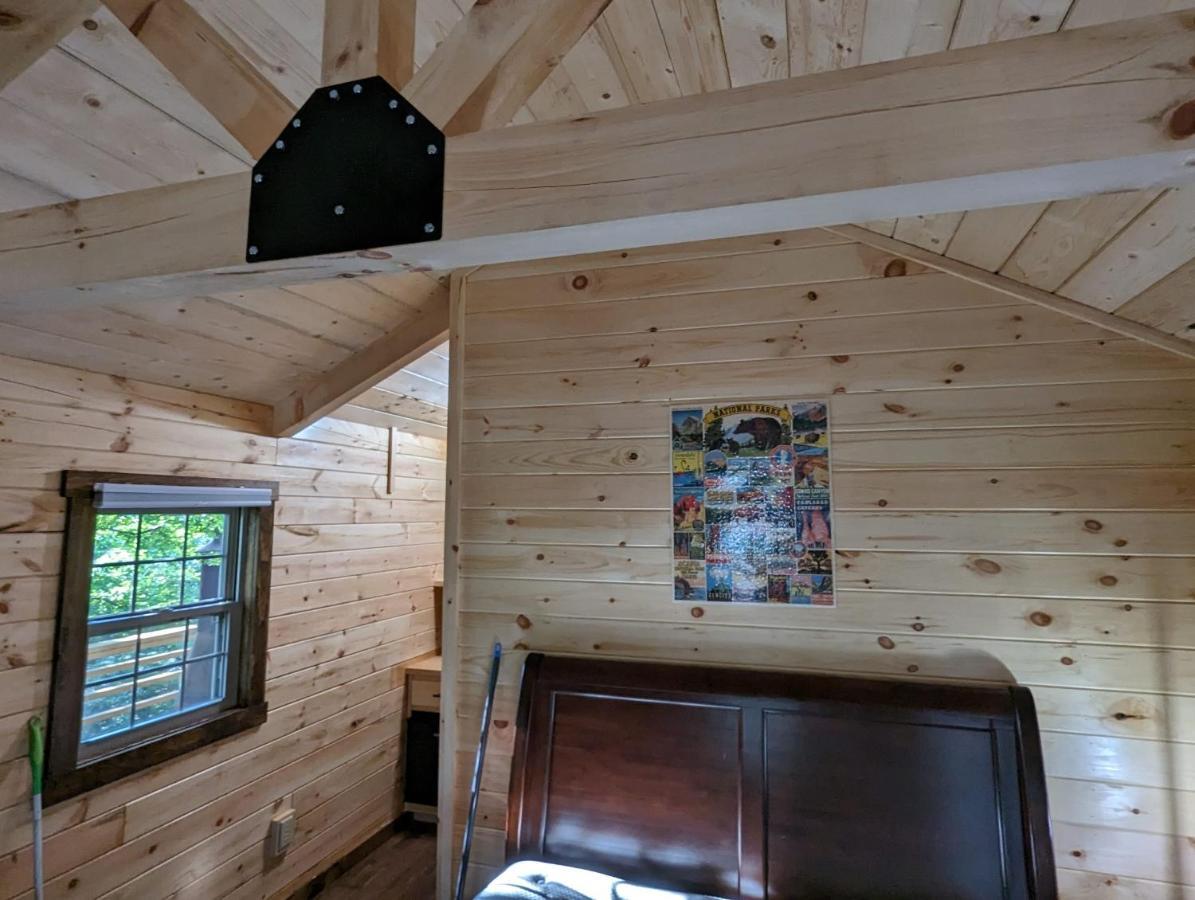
[505,654,1056,900]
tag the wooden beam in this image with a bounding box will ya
[6,12,1195,313]
[104,0,297,158]
[0,0,98,90]
[321,0,416,87]
[826,224,1195,362]
[403,0,613,134]
[273,275,448,436]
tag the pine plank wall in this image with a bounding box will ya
[0,354,445,900]
[446,229,1195,898]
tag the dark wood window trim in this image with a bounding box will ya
[45,471,278,805]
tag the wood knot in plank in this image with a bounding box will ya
[1169,99,1195,139]
[969,557,1001,575]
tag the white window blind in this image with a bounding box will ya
[94,483,273,510]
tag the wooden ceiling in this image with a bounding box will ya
[0,0,1191,409]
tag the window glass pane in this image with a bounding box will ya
[183,614,229,709]
[135,561,183,611]
[182,654,227,711]
[138,621,187,673]
[183,559,224,604]
[82,676,134,743]
[93,513,139,565]
[186,513,228,558]
[86,628,138,686]
[137,513,186,562]
[89,563,134,619]
[133,666,182,727]
[184,613,228,660]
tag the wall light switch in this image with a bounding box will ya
[269,809,296,857]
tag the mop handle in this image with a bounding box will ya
[28,717,44,900]
[456,642,502,900]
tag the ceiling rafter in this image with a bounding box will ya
[321,0,416,87]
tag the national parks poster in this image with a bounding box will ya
[671,401,834,606]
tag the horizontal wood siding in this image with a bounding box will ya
[450,235,1195,898]
[0,353,445,900]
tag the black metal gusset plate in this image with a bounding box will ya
[246,76,444,263]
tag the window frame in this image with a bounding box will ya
[46,471,278,805]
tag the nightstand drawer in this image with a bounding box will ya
[409,676,441,712]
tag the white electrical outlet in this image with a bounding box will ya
[268,808,296,857]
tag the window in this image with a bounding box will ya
[46,472,278,803]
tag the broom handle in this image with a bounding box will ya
[456,642,501,900]
[28,717,44,900]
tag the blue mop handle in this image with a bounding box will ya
[456,642,502,900]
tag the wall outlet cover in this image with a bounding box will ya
[268,808,296,857]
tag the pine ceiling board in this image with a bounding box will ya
[561,29,632,111]
[525,66,590,122]
[1059,189,1195,313]
[355,386,449,422]
[255,0,325,59]
[284,277,431,332]
[374,369,450,408]
[403,350,450,385]
[107,295,360,369]
[0,169,66,212]
[944,203,1049,273]
[717,0,787,86]
[858,0,960,62]
[998,192,1159,292]
[191,0,320,106]
[652,0,729,96]
[0,97,162,198]
[893,212,965,254]
[217,287,391,350]
[1,48,245,186]
[331,402,447,434]
[1063,0,1195,28]
[595,0,682,103]
[887,0,1074,258]
[0,300,320,378]
[58,7,250,163]
[949,0,1072,47]
[1114,258,1195,340]
[0,316,296,398]
[785,0,864,76]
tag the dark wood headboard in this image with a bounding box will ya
[506,654,1056,900]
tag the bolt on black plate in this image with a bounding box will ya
[245,75,444,263]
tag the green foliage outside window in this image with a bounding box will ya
[88,513,228,619]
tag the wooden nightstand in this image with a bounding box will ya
[403,654,441,821]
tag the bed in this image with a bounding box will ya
[477,653,1056,900]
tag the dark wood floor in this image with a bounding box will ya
[312,827,437,899]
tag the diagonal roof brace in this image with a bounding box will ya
[245,76,444,263]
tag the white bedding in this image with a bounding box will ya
[473,860,728,900]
